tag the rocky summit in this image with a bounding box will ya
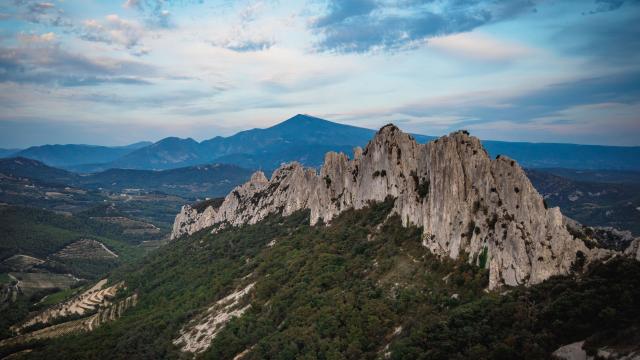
[172,125,615,289]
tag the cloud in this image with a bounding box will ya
[223,39,273,52]
[392,71,640,121]
[465,101,640,145]
[428,32,535,62]
[11,0,72,27]
[0,35,156,86]
[121,0,174,28]
[555,4,640,67]
[585,0,639,14]
[313,0,376,27]
[311,0,538,53]
[209,1,276,53]
[80,14,147,53]
[73,89,216,108]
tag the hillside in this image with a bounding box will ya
[172,126,619,289]
[1,127,639,358]
[79,164,253,199]
[0,158,253,200]
[0,149,19,159]
[2,202,638,359]
[0,158,78,184]
[0,206,146,263]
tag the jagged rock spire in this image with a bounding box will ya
[172,125,614,289]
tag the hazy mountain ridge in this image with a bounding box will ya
[8,115,638,172]
[0,157,253,199]
[89,115,403,171]
[0,149,20,158]
[10,142,152,168]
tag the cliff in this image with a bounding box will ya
[172,125,615,288]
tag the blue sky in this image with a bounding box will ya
[0,0,639,147]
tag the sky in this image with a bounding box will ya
[0,0,639,148]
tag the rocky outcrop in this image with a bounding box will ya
[625,238,640,261]
[174,282,255,353]
[565,218,638,251]
[172,125,616,289]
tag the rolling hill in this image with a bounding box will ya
[13,142,151,168]
[0,149,19,159]
[0,157,253,199]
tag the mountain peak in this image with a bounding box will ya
[172,125,616,289]
[274,114,334,129]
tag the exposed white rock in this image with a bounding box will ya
[174,282,255,353]
[625,238,640,261]
[553,341,588,360]
[553,341,640,360]
[171,125,617,289]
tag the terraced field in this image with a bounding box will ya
[91,217,161,236]
[53,239,118,260]
[0,278,138,349]
[15,279,122,331]
[1,255,44,271]
[1,292,137,347]
[8,273,77,298]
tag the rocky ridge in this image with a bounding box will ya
[172,125,617,289]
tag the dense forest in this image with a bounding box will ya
[3,199,638,359]
[0,206,148,262]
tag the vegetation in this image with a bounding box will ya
[4,199,637,359]
[0,206,146,260]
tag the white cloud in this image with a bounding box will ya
[428,32,536,62]
[81,14,147,53]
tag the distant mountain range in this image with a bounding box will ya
[2,114,639,171]
[0,157,252,199]
[1,141,152,168]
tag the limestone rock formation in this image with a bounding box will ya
[172,125,616,289]
[625,238,640,261]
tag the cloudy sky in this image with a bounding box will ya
[1,0,639,148]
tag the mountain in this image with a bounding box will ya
[172,125,620,289]
[8,115,640,172]
[13,142,151,168]
[100,137,205,171]
[3,175,639,358]
[0,157,78,184]
[0,149,20,158]
[72,114,640,172]
[79,163,253,198]
[0,157,253,199]
[93,115,419,171]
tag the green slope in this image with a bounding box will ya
[6,200,640,359]
[0,206,146,277]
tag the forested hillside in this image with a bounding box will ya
[5,200,638,359]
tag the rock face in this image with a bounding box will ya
[625,239,640,261]
[172,125,615,289]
